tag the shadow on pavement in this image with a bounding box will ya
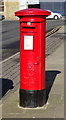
[0,71,61,103]
[46,70,61,102]
[0,78,14,99]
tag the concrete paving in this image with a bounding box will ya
[0,26,64,118]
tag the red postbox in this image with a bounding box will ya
[15,8,50,108]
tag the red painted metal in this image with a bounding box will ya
[15,8,50,90]
[15,8,50,17]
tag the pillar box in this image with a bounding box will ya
[15,8,50,108]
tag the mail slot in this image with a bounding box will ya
[22,27,35,29]
[15,8,50,108]
[21,23,37,32]
[22,26,36,32]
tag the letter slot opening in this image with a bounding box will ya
[22,27,35,29]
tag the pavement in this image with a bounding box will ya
[0,26,64,119]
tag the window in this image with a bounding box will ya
[0,1,4,12]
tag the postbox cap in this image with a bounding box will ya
[15,8,50,17]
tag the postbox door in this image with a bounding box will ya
[20,22,45,90]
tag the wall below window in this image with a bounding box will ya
[4,2,19,20]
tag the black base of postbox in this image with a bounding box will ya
[19,89,46,108]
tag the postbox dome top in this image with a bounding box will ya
[15,8,50,17]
